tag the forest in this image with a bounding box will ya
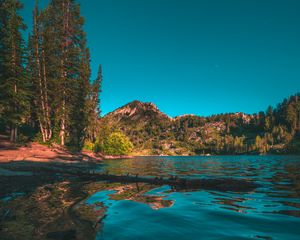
[0,0,101,151]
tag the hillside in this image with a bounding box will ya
[100,94,300,155]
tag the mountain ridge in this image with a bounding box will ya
[100,94,300,156]
[105,100,256,120]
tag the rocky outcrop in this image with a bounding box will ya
[105,100,172,123]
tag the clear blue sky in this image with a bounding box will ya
[21,0,300,117]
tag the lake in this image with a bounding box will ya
[87,155,300,240]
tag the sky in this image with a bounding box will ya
[20,0,300,117]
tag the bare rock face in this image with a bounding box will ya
[106,100,171,124]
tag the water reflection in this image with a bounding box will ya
[97,156,300,215]
[88,183,174,211]
[91,156,300,239]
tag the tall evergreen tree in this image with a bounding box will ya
[86,64,102,142]
[36,0,92,149]
[28,2,52,142]
[0,0,29,142]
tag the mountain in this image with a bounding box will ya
[105,100,171,124]
[100,94,300,155]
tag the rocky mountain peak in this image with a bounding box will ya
[105,100,171,122]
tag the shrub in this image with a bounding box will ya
[83,141,95,151]
[102,132,133,155]
[93,142,102,153]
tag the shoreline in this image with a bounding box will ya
[0,145,298,165]
[0,139,134,164]
[0,136,298,165]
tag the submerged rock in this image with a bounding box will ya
[46,229,76,240]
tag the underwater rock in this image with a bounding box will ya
[46,229,76,240]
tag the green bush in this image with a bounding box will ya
[93,142,102,153]
[83,141,95,151]
[101,132,133,155]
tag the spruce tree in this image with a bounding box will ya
[38,0,93,150]
[28,2,52,142]
[86,64,102,142]
[0,0,29,142]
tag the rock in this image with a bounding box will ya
[46,229,76,240]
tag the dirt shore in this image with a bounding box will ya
[0,135,134,163]
[0,135,103,164]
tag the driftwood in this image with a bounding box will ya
[0,161,258,193]
[79,172,258,192]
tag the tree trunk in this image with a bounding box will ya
[34,7,48,142]
[38,116,46,142]
[10,125,15,142]
[10,127,14,142]
[41,38,52,140]
[10,123,17,142]
[11,24,18,143]
[14,127,17,143]
[61,112,65,146]
[59,0,70,146]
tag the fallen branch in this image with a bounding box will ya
[79,173,258,192]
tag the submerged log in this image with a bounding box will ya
[79,173,258,192]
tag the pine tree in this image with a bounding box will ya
[94,65,102,117]
[37,0,92,150]
[65,1,92,150]
[86,64,102,142]
[0,0,29,142]
[286,104,297,132]
[28,2,52,142]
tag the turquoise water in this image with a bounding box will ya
[88,156,300,240]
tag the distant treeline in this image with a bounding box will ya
[0,0,101,150]
[193,94,300,154]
